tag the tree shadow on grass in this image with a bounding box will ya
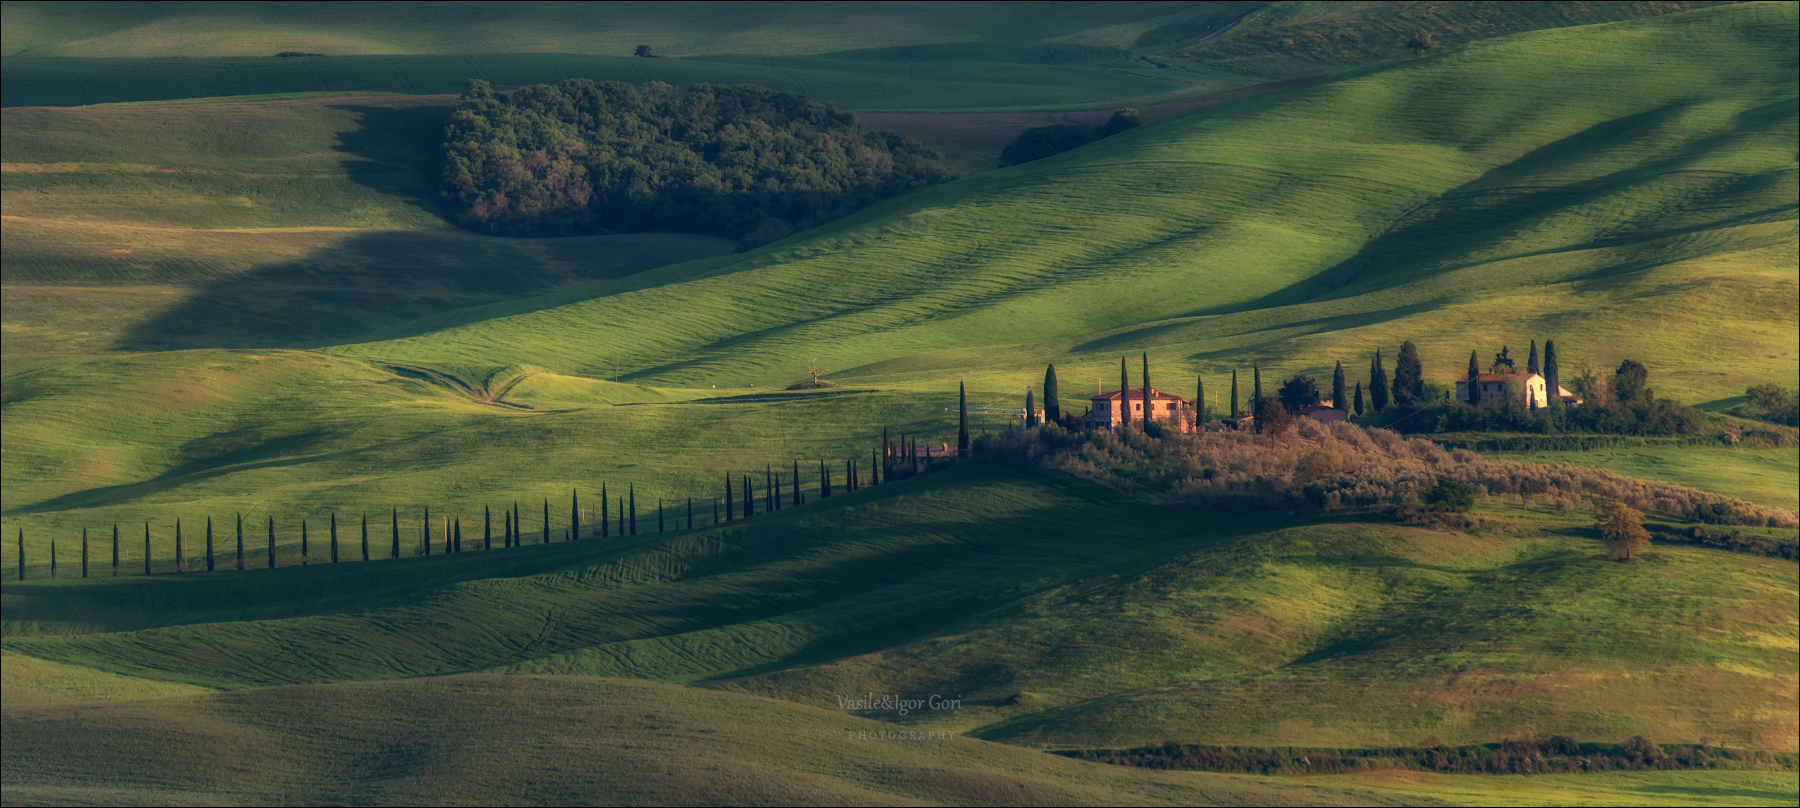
[103,103,735,353]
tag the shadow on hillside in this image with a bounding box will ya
[1239,97,1800,312]
[98,102,722,352]
[109,229,580,352]
[329,103,454,220]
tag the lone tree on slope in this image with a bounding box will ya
[1597,501,1650,561]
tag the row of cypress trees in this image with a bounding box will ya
[11,438,952,579]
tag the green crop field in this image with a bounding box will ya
[3,2,1797,805]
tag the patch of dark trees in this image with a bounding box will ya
[998,108,1141,167]
[1653,522,1799,561]
[1058,736,1796,775]
[272,52,323,57]
[440,79,953,247]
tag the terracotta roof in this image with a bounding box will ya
[1295,403,1336,415]
[1092,387,1188,402]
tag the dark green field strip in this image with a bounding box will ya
[1,45,1203,111]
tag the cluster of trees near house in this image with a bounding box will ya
[1017,339,1776,441]
[13,433,948,581]
[440,79,952,245]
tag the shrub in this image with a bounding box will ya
[1427,478,1477,512]
[1294,449,1341,485]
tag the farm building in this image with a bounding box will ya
[1455,372,1581,408]
[1295,403,1347,422]
[1085,387,1190,431]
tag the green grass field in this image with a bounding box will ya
[3,4,1797,804]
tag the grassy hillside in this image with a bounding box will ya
[3,4,1794,553]
[0,44,1220,112]
[1168,1,1728,79]
[324,4,1797,403]
[5,673,1792,807]
[5,463,1795,753]
[1,95,736,353]
[0,1,1218,58]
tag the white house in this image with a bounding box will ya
[1455,372,1580,408]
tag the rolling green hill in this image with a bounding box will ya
[3,3,1794,548]
[4,672,1793,806]
[3,6,1798,803]
[4,463,1795,759]
[0,1,1227,58]
[325,3,1797,400]
[1167,1,1729,79]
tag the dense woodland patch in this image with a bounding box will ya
[440,79,952,244]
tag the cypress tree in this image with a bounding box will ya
[1043,364,1061,424]
[872,447,880,485]
[846,460,854,492]
[1230,370,1239,418]
[422,506,430,556]
[330,513,338,563]
[113,523,121,576]
[1196,376,1207,428]
[1331,360,1347,412]
[82,527,89,578]
[235,513,244,570]
[1119,358,1129,429]
[504,509,512,547]
[617,497,624,535]
[774,471,783,510]
[302,519,310,564]
[957,381,970,456]
[150,522,156,574]
[766,465,774,512]
[1141,352,1151,429]
[50,539,57,578]
[688,497,694,529]
[725,474,734,520]
[543,498,550,544]
[1252,364,1263,434]
[1370,350,1389,412]
[361,514,368,561]
[484,506,491,550]
[909,436,918,475]
[390,507,399,559]
[793,459,802,506]
[1467,350,1482,406]
[269,516,277,568]
[16,527,23,580]
[820,459,830,498]
[445,516,452,554]
[1354,381,1365,416]
[629,487,637,535]
[176,518,185,573]
[205,516,215,571]
[1393,341,1424,404]
[454,519,462,552]
[1025,388,1037,427]
[602,484,609,537]
[742,476,752,518]
[1527,340,1540,375]
[1544,340,1562,408]
[882,427,892,481]
[571,489,580,541]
